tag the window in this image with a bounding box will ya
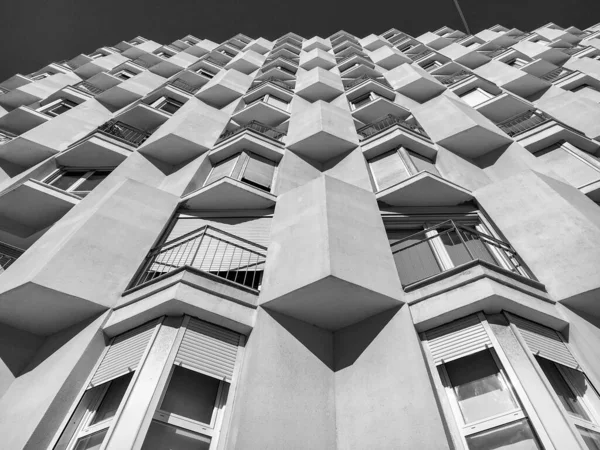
[196,68,216,79]
[150,96,184,114]
[506,58,528,68]
[156,51,173,58]
[246,94,289,111]
[349,92,380,110]
[89,52,105,60]
[424,315,543,450]
[422,60,443,72]
[184,39,196,45]
[44,169,111,197]
[368,147,439,192]
[37,98,77,117]
[386,215,530,287]
[532,141,600,188]
[460,87,496,107]
[205,151,276,192]
[509,315,600,448]
[114,69,136,80]
[31,71,53,81]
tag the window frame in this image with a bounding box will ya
[31,71,54,81]
[114,69,136,80]
[150,96,184,114]
[246,93,290,111]
[204,151,278,192]
[459,87,496,107]
[37,98,78,117]
[43,168,111,196]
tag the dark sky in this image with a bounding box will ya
[1,0,599,82]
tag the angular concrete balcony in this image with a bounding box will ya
[376,172,473,207]
[138,98,229,166]
[232,94,290,127]
[243,38,273,55]
[438,43,491,69]
[96,71,166,111]
[295,67,344,102]
[286,100,359,163]
[195,69,252,108]
[181,176,277,210]
[359,34,389,51]
[0,72,80,111]
[474,60,550,98]
[302,36,331,52]
[413,95,512,157]
[0,106,50,136]
[260,175,403,330]
[415,32,454,50]
[55,132,131,169]
[299,48,336,71]
[182,39,218,58]
[368,46,412,70]
[209,121,286,163]
[225,50,266,74]
[75,53,129,80]
[513,41,570,65]
[384,64,446,102]
[0,179,79,238]
[349,91,410,124]
[149,51,198,78]
[536,92,600,141]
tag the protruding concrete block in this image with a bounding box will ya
[225,50,266,74]
[359,34,389,51]
[260,175,403,330]
[302,36,331,52]
[138,98,229,166]
[536,92,600,140]
[299,48,336,71]
[196,69,252,108]
[295,67,345,102]
[384,64,446,102]
[413,95,512,157]
[286,101,359,162]
[368,46,412,70]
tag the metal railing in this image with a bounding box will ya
[131,225,266,290]
[539,67,574,82]
[408,50,433,61]
[247,77,293,93]
[434,70,473,86]
[337,53,370,66]
[478,47,510,59]
[216,120,286,144]
[496,110,551,137]
[203,56,225,67]
[97,120,152,147]
[390,220,530,287]
[563,46,587,55]
[169,78,198,94]
[73,81,105,95]
[0,242,23,273]
[356,114,429,140]
[344,74,392,90]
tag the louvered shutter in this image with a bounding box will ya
[241,153,276,190]
[509,314,580,370]
[424,315,492,365]
[175,318,241,382]
[167,216,271,247]
[369,150,410,191]
[89,320,159,388]
[204,155,238,186]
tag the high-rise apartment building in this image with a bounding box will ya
[0,21,600,449]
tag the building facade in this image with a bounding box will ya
[0,21,600,450]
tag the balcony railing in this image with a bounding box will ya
[539,67,574,82]
[344,74,392,90]
[203,56,225,67]
[216,120,286,144]
[496,110,551,137]
[169,78,198,94]
[73,81,105,96]
[407,50,433,61]
[478,48,510,59]
[434,70,473,86]
[390,220,530,287]
[0,242,23,273]
[98,120,152,147]
[261,64,296,76]
[247,77,293,94]
[130,225,266,290]
[357,114,429,140]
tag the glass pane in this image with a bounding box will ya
[460,228,499,266]
[461,88,493,107]
[466,419,542,450]
[389,229,441,285]
[90,372,133,425]
[73,429,108,450]
[369,150,410,191]
[578,426,600,450]
[160,366,220,424]
[50,171,86,190]
[159,100,182,114]
[445,350,518,424]
[77,171,111,192]
[141,420,211,450]
[439,228,472,267]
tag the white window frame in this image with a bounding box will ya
[367,146,436,192]
[36,98,77,117]
[43,168,111,195]
[156,51,174,59]
[114,69,136,80]
[349,91,380,110]
[89,52,105,60]
[150,96,184,114]
[246,93,289,111]
[204,151,278,192]
[506,57,528,68]
[31,71,53,81]
[459,87,496,107]
[422,60,443,72]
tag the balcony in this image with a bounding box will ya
[407,50,433,62]
[168,78,198,94]
[496,110,551,137]
[0,242,23,273]
[538,66,574,83]
[129,225,266,291]
[216,121,286,146]
[73,81,105,96]
[390,220,532,290]
[349,92,410,124]
[97,120,152,147]
[343,74,392,91]
[562,46,587,56]
[0,130,16,145]
[247,77,293,94]
[434,69,473,86]
[357,114,429,141]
